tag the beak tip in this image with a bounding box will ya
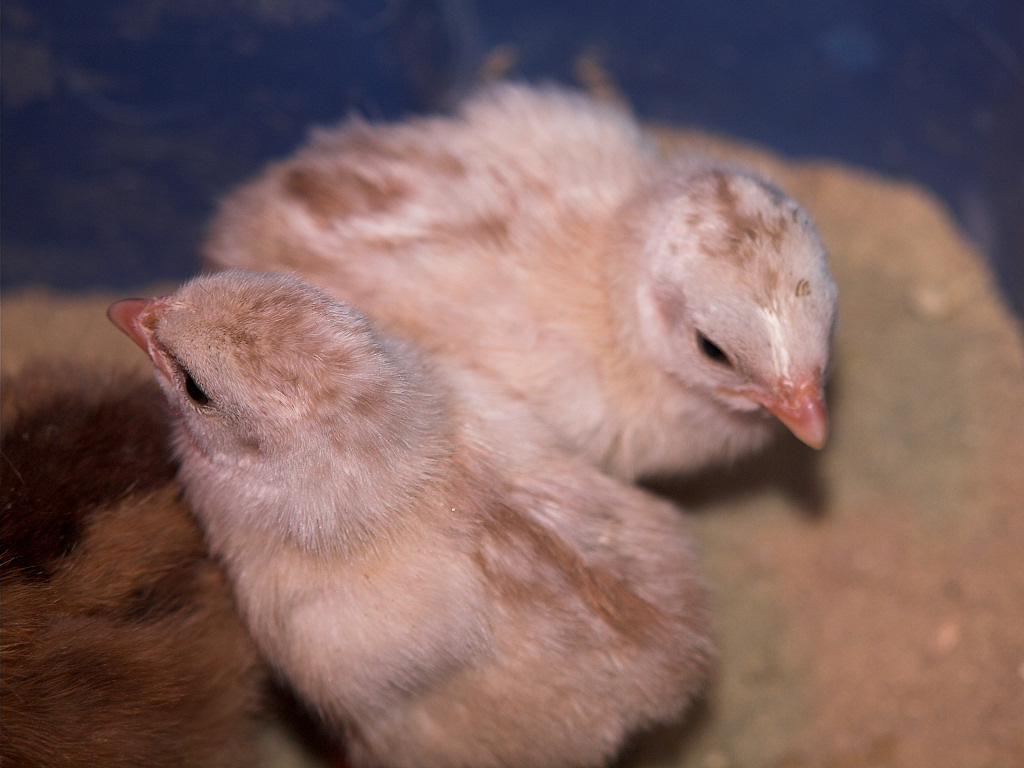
[763,380,830,451]
[801,427,828,451]
[778,415,828,450]
[107,298,154,351]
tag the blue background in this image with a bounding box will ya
[3,0,1022,318]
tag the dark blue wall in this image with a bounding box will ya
[3,0,1022,318]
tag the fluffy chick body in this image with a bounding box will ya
[204,82,837,481]
[109,271,713,768]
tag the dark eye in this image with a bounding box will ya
[697,332,731,367]
[183,370,211,407]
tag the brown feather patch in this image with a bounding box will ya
[2,366,176,580]
[1,363,266,768]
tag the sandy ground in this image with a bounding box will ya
[3,130,1022,766]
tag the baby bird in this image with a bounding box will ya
[108,270,713,768]
[1,363,265,768]
[203,82,838,481]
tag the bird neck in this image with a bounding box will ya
[301,344,455,554]
[183,348,454,558]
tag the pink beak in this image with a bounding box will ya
[108,298,155,351]
[108,298,174,379]
[758,378,829,450]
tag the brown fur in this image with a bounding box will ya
[284,165,408,221]
[1,364,266,768]
[702,169,787,263]
[470,489,664,644]
[1,367,175,579]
